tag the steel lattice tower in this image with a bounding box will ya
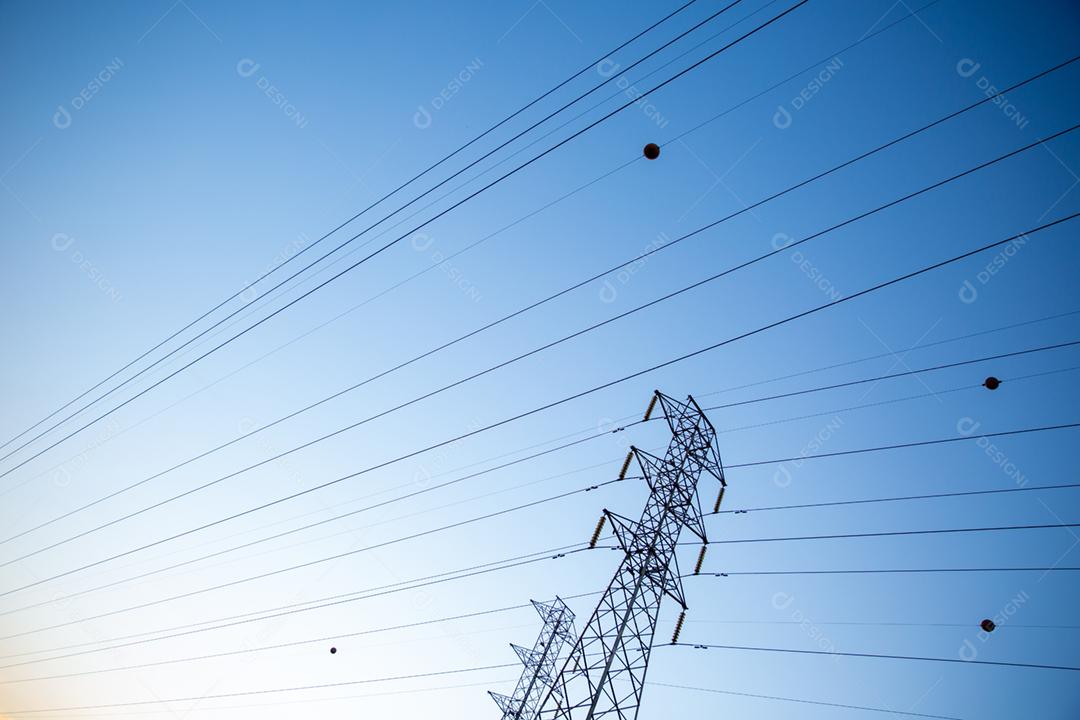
[535,391,724,720]
[490,597,577,720]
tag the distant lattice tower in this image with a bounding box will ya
[490,597,577,719]
[536,391,724,720]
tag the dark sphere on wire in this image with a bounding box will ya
[980,619,996,633]
[643,143,661,160]
[984,376,1001,390]
[330,646,337,654]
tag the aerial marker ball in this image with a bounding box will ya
[984,376,1001,390]
[330,646,338,654]
[980,619,996,633]
[643,143,660,160]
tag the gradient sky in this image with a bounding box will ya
[1,0,1079,718]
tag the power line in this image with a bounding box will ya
[701,520,1080,546]
[88,0,950,479]
[0,663,524,715]
[648,680,966,720]
[0,601,576,685]
[725,421,1080,469]
[50,353,1076,608]
[29,679,516,719]
[6,212,1076,601]
[698,308,1080,401]
[0,542,592,666]
[703,340,1080,412]
[0,476,621,621]
[7,57,1074,562]
[0,481,619,637]
[0,0,799,482]
[702,567,1080,575]
[669,642,1080,671]
[675,619,1080,630]
[713,481,1080,515]
[712,364,1080,435]
[0,0,705,459]
[8,120,1075,573]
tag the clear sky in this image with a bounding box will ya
[1,0,1079,718]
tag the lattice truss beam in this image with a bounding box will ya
[491,597,577,720]
[534,391,724,720]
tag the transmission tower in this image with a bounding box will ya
[490,597,577,719]
[536,390,725,720]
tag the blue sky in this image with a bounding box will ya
[1,0,1079,717]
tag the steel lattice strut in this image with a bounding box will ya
[491,597,577,719]
[535,391,724,720]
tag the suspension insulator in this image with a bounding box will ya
[712,487,725,514]
[671,610,686,644]
[618,450,634,480]
[643,394,659,421]
[589,515,607,548]
[694,545,708,575]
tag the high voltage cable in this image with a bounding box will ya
[34,680,515,719]
[3,338,1070,598]
[0,663,524,715]
[698,308,1080,400]
[713,481,1080,515]
[724,421,1080,469]
[701,567,1080,575]
[699,520,1080,545]
[0,542,593,664]
[7,118,1074,570]
[70,356,1079,601]
[81,0,947,471]
[12,0,746,460]
[0,0,705,458]
[5,212,1077,599]
[9,345,1072,615]
[0,0,795,482]
[702,340,1080,412]
[0,426,629,583]
[649,680,965,720]
[0,595,591,682]
[0,481,618,635]
[0,477,622,620]
[172,0,786,348]
[5,56,1073,556]
[712,364,1080,435]
[669,642,1080,671]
